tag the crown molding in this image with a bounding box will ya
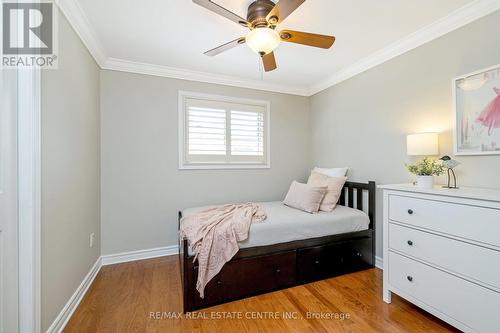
[55,0,499,97]
[102,57,310,96]
[309,0,500,95]
[54,0,308,95]
[54,0,107,67]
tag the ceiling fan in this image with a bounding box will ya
[193,0,335,72]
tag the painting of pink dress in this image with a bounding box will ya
[476,88,500,135]
[455,65,500,155]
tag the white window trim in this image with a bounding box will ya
[178,91,271,170]
[18,68,42,332]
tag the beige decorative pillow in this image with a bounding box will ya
[283,181,327,214]
[307,171,347,212]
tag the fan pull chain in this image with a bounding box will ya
[258,57,263,80]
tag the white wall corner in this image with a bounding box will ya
[375,256,383,270]
[45,257,102,333]
[101,245,180,266]
[309,0,500,95]
[53,0,107,67]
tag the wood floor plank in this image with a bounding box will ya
[63,255,459,333]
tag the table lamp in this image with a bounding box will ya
[407,133,439,156]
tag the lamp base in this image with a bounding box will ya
[442,186,459,189]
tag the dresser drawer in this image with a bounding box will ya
[389,223,500,290]
[389,195,500,248]
[389,252,500,333]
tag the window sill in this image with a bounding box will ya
[179,163,271,170]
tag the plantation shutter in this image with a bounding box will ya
[182,95,268,167]
[187,106,226,156]
[230,110,265,157]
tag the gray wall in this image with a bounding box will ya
[310,10,500,258]
[41,12,100,330]
[100,70,311,255]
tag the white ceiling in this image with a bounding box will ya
[76,0,480,93]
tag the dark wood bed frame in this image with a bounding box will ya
[178,181,376,312]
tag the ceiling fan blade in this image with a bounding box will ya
[262,52,277,72]
[204,37,246,56]
[266,0,305,25]
[279,30,335,49]
[193,0,249,27]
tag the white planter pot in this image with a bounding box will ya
[416,175,434,189]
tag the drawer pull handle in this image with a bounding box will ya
[407,209,414,215]
[314,260,320,264]
[216,280,223,287]
[275,268,281,274]
[407,240,413,246]
[407,276,413,282]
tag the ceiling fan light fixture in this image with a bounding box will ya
[246,27,280,55]
[193,0,335,72]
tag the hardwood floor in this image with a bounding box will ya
[64,256,459,332]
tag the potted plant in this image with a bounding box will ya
[406,157,446,189]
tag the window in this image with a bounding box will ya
[179,91,270,169]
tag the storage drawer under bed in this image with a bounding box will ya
[297,237,373,283]
[191,250,296,308]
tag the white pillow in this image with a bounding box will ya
[283,181,327,214]
[313,166,349,177]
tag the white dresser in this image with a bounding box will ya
[380,184,500,333]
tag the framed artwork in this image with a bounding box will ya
[453,64,500,155]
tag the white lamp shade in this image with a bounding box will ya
[407,133,439,156]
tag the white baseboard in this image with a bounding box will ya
[47,245,179,332]
[45,257,102,333]
[375,256,383,269]
[101,245,179,266]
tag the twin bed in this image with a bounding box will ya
[179,181,376,312]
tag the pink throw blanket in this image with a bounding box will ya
[179,203,267,298]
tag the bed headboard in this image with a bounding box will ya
[338,181,376,230]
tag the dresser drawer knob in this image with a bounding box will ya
[275,268,281,274]
[216,280,223,287]
[407,276,413,282]
[407,240,413,246]
[314,260,320,264]
[407,209,414,215]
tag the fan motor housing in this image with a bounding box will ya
[247,0,275,28]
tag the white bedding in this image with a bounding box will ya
[182,201,370,255]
